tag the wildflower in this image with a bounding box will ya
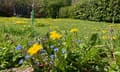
[50,61,53,64]
[50,31,57,35]
[18,59,24,64]
[112,36,117,40]
[102,30,107,34]
[70,28,78,33]
[28,43,43,56]
[16,44,22,50]
[40,49,46,54]
[50,54,54,59]
[16,21,25,24]
[50,45,54,49]
[102,35,107,39]
[54,48,59,52]
[78,40,81,43]
[25,54,30,59]
[39,64,44,67]
[16,21,22,24]
[50,31,62,40]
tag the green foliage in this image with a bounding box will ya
[67,0,120,23]
[1,18,120,71]
[0,0,120,23]
[38,0,71,18]
[0,0,72,18]
[59,6,70,18]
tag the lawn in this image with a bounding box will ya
[0,17,116,35]
[0,17,120,71]
[0,17,119,42]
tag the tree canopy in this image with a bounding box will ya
[0,0,120,23]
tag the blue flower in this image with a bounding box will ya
[18,59,24,64]
[40,49,46,54]
[50,54,54,59]
[16,44,22,50]
[50,61,53,64]
[50,45,54,49]
[54,48,59,52]
[78,40,81,43]
[25,54,30,59]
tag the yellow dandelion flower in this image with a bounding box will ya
[50,31,62,40]
[102,30,107,34]
[28,43,43,56]
[102,35,108,39]
[70,28,78,33]
[50,31,57,35]
[112,36,117,40]
[16,21,26,24]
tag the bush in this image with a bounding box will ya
[67,0,120,23]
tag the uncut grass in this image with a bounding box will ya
[1,17,120,70]
[0,17,120,45]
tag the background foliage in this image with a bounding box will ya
[0,0,120,22]
[59,0,120,23]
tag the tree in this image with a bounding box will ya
[0,0,72,18]
[38,0,72,18]
[0,0,14,16]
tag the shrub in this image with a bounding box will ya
[68,0,120,23]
